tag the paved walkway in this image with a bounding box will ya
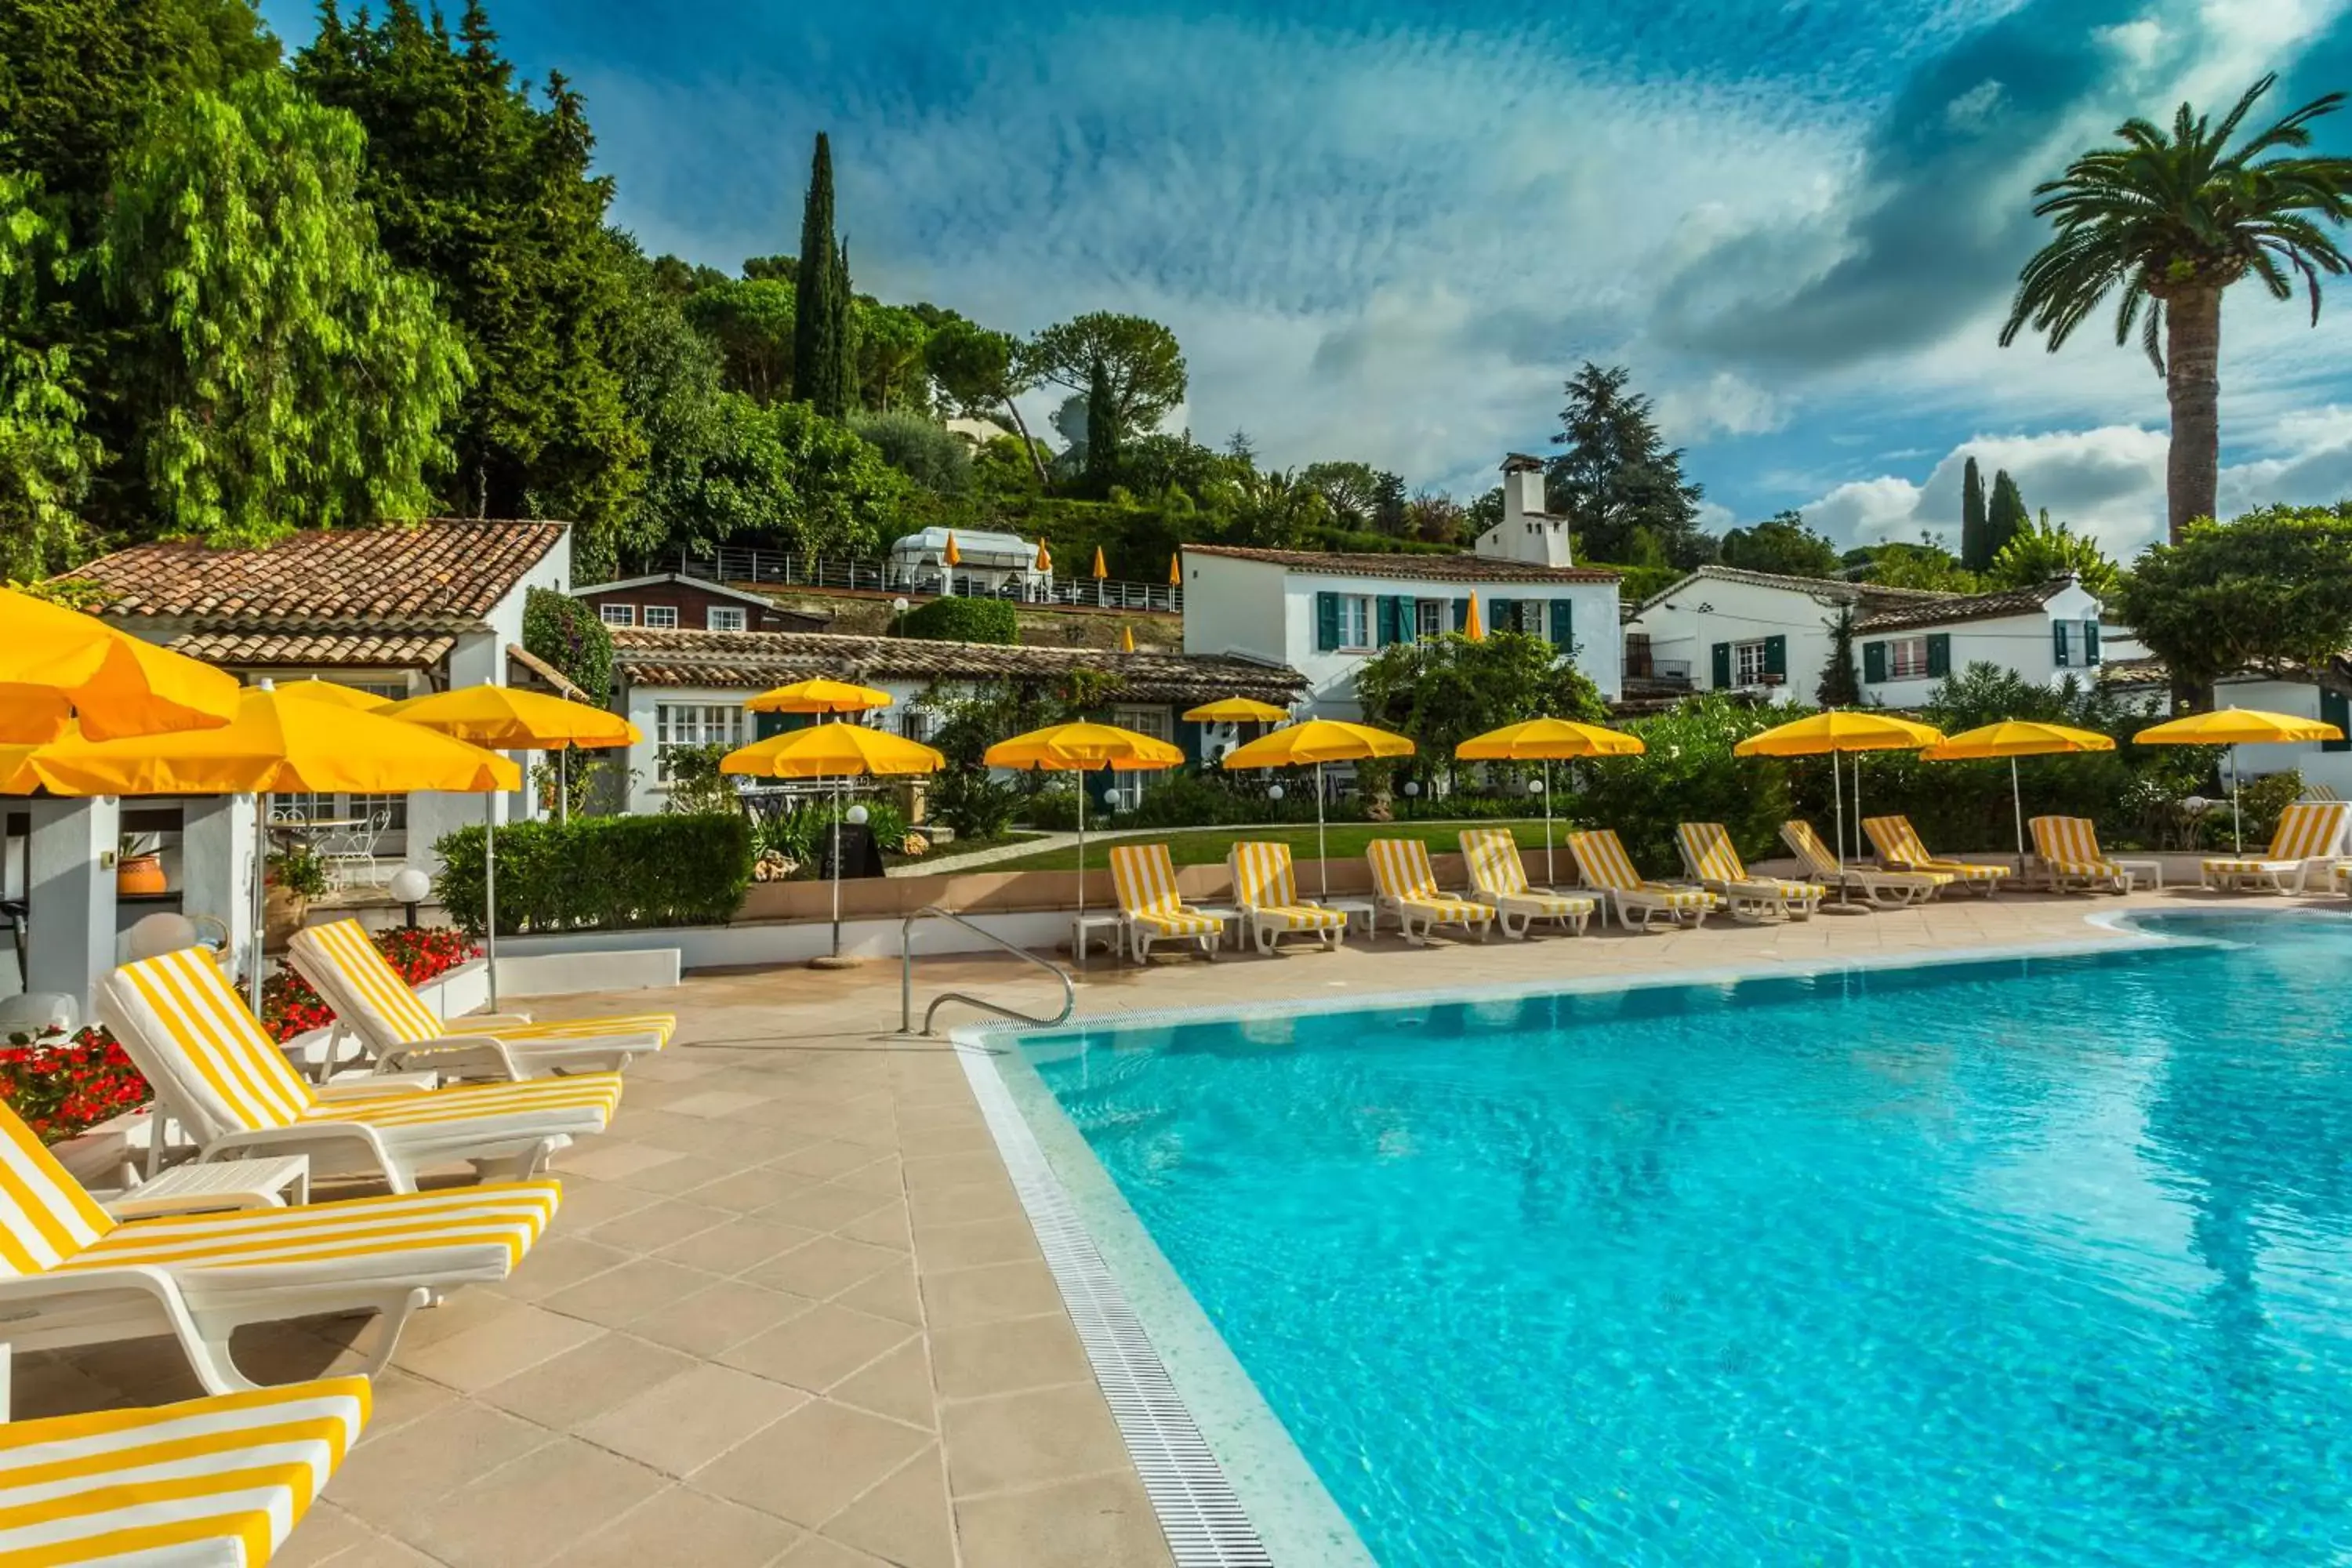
[16,883,2326,1566]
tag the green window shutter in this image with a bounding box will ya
[2323,688,2350,753]
[1375,596,1400,647]
[2084,620,2102,666]
[2052,621,2071,668]
[1316,592,1341,652]
[1452,597,1470,631]
[1711,642,1733,688]
[1762,635,1787,679]
[1486,597,1510,633]
[1863,641,1888,684]
[1548,599,1573,651]
[1926,633,1951,677]
[1178,720,1204,768]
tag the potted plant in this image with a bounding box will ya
[263,847,329,949]
[115,833,166,896]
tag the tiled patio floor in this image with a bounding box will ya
[12,884,2312,1565]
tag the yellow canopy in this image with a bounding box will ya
[0,586,241,743]
[985,721,1182,771]
[1456,717,1645,760]
[385,686,640,751]
[275,677,393,712]
[2132,707,2343,746]
[1120,626,1136,654]
[721,724,945,779]
[1924,720,2115,760]
[746,678,891,715]
[1734,710,1944,757]
[944,531,963,567]
[1091,546,1108,579]
[1183,696,1289,724]
[1223,719,1414,769]
[1462,591,1485,641]
[1035,540,1053,572]
[29,687,520,797]
[0,728,62,794]
[1168,553,1181,586]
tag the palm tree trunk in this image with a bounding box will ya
[2164,285,2223,546]
[1002,395,1051,486]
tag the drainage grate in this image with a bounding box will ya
[960,1044,1276,1568]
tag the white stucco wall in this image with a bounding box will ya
[1861,586,2106,707]
[2216,676,2352,796]
[1629,577,1849,704]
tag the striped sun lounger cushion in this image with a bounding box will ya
[1864,816,2008,881]
[2201,800,2350,877]
[297,920,674,1050]
[1229,842,1348,931]
[1366,840,1490,922]
[1458,831,1592,916]
[1677,822,1820,901]
[1566,831,1715,909]
[108,948,622,1136]
[1108,844,1225,937]
[0,1376,370,1566]
[2028,815,2124,878]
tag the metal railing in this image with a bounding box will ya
[900,904,1076,1036]
[668,547,1183,614]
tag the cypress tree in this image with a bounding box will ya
[1960,456,1989,570]
[1986,469,2030,564]
[793,132,847,418]
[1082,354,1120,492]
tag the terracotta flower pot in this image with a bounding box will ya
[116,855,167,897]
[263,884,308,951]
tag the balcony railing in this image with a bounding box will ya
[666,547,1182,614]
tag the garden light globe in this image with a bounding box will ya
[1403,780,1421,797]
[845,804,869,826]
[1528,777,1545,793]
[1267,785,1284,802]
[388,867,432,904]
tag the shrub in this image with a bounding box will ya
[523,586,615,702]
[932,771,1018,840]
[1124,770,1258,829]
[900,595,1018,644]
[659,742,737,815]
[266,847,330,899]
[850,410,972,495]
[1391,790,1534,822]
[755,797,910,866]
[1018,784,1084,832]
[1579,695,1794,876]
[0,1025,149,1143]
[435,814,755,934]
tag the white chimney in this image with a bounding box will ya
[1478,453,1573,568]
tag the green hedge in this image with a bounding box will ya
[434,813,754,935]
[900,596,1018,643]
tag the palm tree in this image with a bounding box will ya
[2000,74,2352,543]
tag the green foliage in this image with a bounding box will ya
[932,772,1018,840]
[605,245,729,579]
[1578,695,1791,873]
[899,594,1017,643]
[676,396,902,557]
[1546,361,1714,568]
[1081,354,1120,493]
[791,133,853,419]
[0,172,100,578]
[684,277,793,404]
[265,846,330,899]
[757,795,910,865]
[1121,769,1262,829]
[851,410,968,495]
[101,70,470,545]
[1301,460,1392,532]
[657,742,735,815]
[1960,456,1991,571]
[2115,503,2352,695]
[1843,539,1980,592]
[1985,469,2029,561]
[923,315,1046,481]
[1817,607,1860,706]
[1026,311,1186,433]
[852,299,929,414]
[434,812,753,934]
[1987,510,2121,597]
[1719,510,1840,578]
[1356,632,1609,795]
[521,586,613,700]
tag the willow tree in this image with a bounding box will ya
[103,72,470,544]
[2001,75,2352,543]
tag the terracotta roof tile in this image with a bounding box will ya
[611,628,1305,706]
[166,625,456,669]
[1853,579,2077,633]
[71,520,568,622]
[1632,564,1955,618]
[1184,543,1620,584]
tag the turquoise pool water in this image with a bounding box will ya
[1015,914,2352,1566]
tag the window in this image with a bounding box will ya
[642,605,679,630]
[706,606,747,632]
[346,792,408,832]
[898,710,933,744]
[653,703,745,779]
[1734,639,1772,686]
[1415,600,1446,640]
[597,604,635,627]
[1338,595,1374,651]
[1887,637,1931,680]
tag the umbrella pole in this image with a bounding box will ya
[1316,762,1328,899]
[830,779,844,960]
[1076,779,1087,924]
[2011,756,2026,875]
[1853,753,1864,865]
[2230,747,2243,853]
[558,750,568,826]
[1543,760,1555,886]
[249,793,267,1017]
[1831,750,1849,909]
[484,791,499,1011]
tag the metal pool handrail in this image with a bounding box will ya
[901,904,1076,1036]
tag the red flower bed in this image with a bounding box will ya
[260,924,480,1043]
[0,1025,151,1144]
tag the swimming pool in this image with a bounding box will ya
[1002,913,2352,1566]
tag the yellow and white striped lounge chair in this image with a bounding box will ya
[1107,844,1224,963]
[1365,840,1493,946]
[1779,820,1945,906]
[2027,815,2129,894]
[1226,841,1348,956]
[290,918,673,1080]
[0,1376,369,1565]
[2200,800,2350,893]
[1863,815,2009,897]
[0,1097,557,1405]
[97,948,622,1194]
[1565,829,1717,932]
[1457,829,1595,938]
[1675,822,1824,922]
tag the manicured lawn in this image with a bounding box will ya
[982,818,1574,871]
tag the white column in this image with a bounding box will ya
[27,797,121,1018]
[178,795,256,984]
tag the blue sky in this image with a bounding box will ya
[260,0,2352,557]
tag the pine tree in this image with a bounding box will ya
[1081,354,1120,492]
[1959,456,1990,570]
[1545,361,1713,566]
[792,134,848,419]
[1986,469,2030,564]
[1817,607,1861,706]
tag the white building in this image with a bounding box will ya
[2102,659,2352,797]
[1626,566,2102,705]
[1472,453,1577,569]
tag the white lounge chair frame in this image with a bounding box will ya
[1675,822,1823,922]
[1366,840,1494,946]
[2026,815,2129,894]
[1226,842,1348,956]
[2199,800,2350,893]
[1565,830,1716,932]
[1107,844,1224,962]
[1457,829,1594,938]
[1779,821,1943,907]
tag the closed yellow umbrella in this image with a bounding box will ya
[1923,720,2116,871]
[1182,697,1289,724]
[1463,592,1485,641]
[1168,553,1181,587]
[1223,720,1416,897]
[746,678,891,716]
[1457,717,1646,884]
[1735,710,1946,901]
[985,723,1182,927]
[387,686,641,1006]
[276,677,393,712]
[1035,540,1053,573]
[0,586,241,742]
[944,531,963,567]
[2133,707,2343,851]
[1091,546,1108,579]
[1120,626,1136,654]
[724,724,944,962]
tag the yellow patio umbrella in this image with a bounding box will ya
[943,531,963,567]
[1035,540,1053,573]
[1222,719,1415,897]
[1456,717,1646,885]
[1462,592,1485,641]
[31,684,519,1010]
[1120,626,1136,654]
[1736,710,1946,904]
[1923,720,2115,870]
[0,586,241,742]
[275,677,392,712]
[386,686,641,1006]
[746,678,891,716]
[723,724,944,962]
[985,722,1182,927]
[1182,696,1289,724]
[1168,553,1181,587]
[2133,707,2343,851]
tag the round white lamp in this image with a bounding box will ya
[2182,795,2211,814]
[388,866,432,929]
[845,803,869,826]
[126,912,199,961]
[1527,775,1545,795]
[1102,789,1120,811]
[1402,779,1421,797]
[1268,784,1285,803]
